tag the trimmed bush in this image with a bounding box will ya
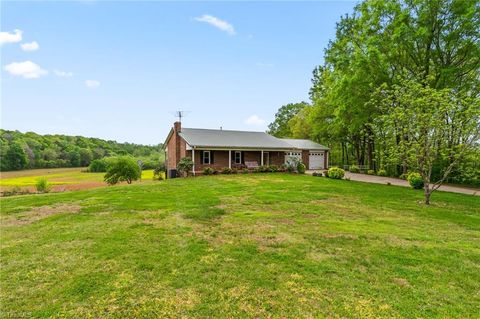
[202,167,214,175]
[297,162,306,174]
[241,168,249,174]
[35,178,51,193]
[367,169,375,175]
[399,173,409,180]
[349,165,360,173]
[377,169,387,176]
[327,167,345,179]
[407,172,424,189]
[221,167,233,174]
[177,157,194,177]
[268,165,279,172]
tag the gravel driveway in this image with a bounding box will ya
[307,171,479,196]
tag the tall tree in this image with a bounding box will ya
[4,143,28,170]
[267,102,309,137]
[372,79,479,204]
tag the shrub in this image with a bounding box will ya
[88,158,109,172]
[35,177,51,193]
[367,169,375,175]
[268,165,279,172]
[221,167,233,174]
[377,169,387,176]
[153,162,166,180]
[349,165,360,173]
[312,171,322,177]
[104,156,141,185]
[407,172,424,189]
[399,173,409,180]
[177,157,194,177]
[297,162,306,174]
[327,167,345,179]
[203,167,214,175]
[284,162,296,173]
[241,168,249,174]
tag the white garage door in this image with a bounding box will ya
[285,152,302,165]
[309,152,324,170]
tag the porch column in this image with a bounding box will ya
[192,147,195,176]
[228,150,231,169]
[261,150,264,166]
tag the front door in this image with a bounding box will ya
[263,152,270,166]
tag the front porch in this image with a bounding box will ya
[186,149,288,174]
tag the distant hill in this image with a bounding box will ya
[0,129,163,171]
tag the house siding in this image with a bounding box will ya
[166,122,186,171]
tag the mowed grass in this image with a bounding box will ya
[1,174,479,318]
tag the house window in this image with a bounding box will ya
[203,151,211,164]
[234,151,242,164]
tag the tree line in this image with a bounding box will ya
[0,129,163,171]
[268,0,480,194]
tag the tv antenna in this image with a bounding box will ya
[173,110,190,123]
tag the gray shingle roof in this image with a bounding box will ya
[280,138,329,150]
[178,128,328,150]
[179,128,293,149]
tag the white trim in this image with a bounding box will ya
[228,150,231,169]
[261,150,264,166]
[234,151,242,164]
[203,150,211,164]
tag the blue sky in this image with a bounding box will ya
[1,1,356,145]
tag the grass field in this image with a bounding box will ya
[0,168,156,193]
[1,174,479,318]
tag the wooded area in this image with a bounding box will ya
[268,0,480,188]
[0,129,163,171]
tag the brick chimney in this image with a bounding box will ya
[173,121,182,164]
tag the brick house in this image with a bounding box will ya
[163,122,329,177]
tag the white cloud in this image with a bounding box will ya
[245,115,265,126]
[195,15,235,35]
[21,41,39,51]
[4,60,47,79]
[54,69,73,78]
[85,79,100,88]
[0,29,23,45]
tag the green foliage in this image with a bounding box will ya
[349,165,360,173]
[241,168,249,174]
[3,143,28,171]
[267,102,309,137]
[177,157,194,177]
[367,170,375,175]
[268,165,279,172]
[104,157,141,185]
[203,167,214,175]
[221,167,233,174]
[407,173,424,190]
[0,129,163,171]
[88,159,109,172]
[297,162,306,174]
[152,163,165,181]
[377,169,387,177]
[35,177,51,193]
[327,167,345,179]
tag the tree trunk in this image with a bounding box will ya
[424,186,431,205]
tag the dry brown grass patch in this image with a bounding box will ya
[2,203,82,226]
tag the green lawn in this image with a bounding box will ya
[1,174,479,318]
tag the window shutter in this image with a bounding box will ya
[241,151,245,164]
[200,151,204,164]
[211,151,214,164]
